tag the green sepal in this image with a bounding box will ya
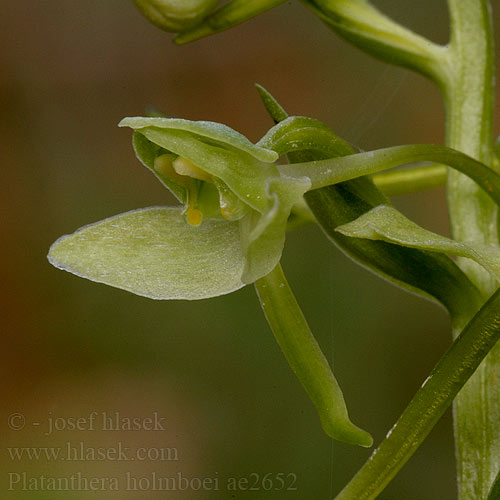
[48,207,245,300]
[337,205,500,283]
[121,117,278,213]
[120,117,278,163]
[132,132,222,219]
[258,115,355,158]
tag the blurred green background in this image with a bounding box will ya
[2,1,499,499]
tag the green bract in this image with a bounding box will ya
[337,205,500,283]
[255,88,484,330]
[48,117,310,299]
[132,0,220,32]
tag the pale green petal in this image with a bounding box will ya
[128,126,276,213]
[337,205,500,282]
[48,207,246,300]
[132,132,222,219]
[119,117,278,163]
[258,115,355,158]
[132,132,185,202]
[241,175,311,283]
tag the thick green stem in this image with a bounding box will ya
[445,0,497,287]
[333,287,500,500]
[444,1,499,498]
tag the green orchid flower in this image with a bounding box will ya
[120,117,312,285]
[48,116,310,299]
[47,116,374,448]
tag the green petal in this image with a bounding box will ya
[255,84,288,122]
[120,117,278,163]
[132,132,185,202]
[123,123,276,214]
[337,205,500,283]
[132,133,222,219]
[240,175,311,283]
[48,207,245,300]
[258,115,355,158]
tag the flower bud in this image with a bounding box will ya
[133,0,220,32]
[174,0,288,44]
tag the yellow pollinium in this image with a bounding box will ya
[154,154,210,227]
[186,205,203,226]
[154,154,190,187]
[172,157,212,182]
